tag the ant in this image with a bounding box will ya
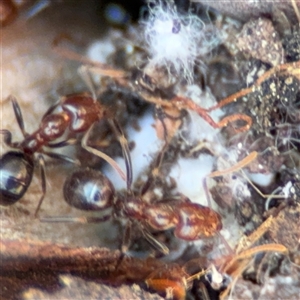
[145,212,291,300]
[0,93,127,216]
[41,122,222,255]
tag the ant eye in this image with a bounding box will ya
[63,168,114,211]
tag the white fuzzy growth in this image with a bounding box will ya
[169,154,215,207]
[142,1,218,81]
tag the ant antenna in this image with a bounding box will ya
[81,124,127,181]
[108,118,133,190]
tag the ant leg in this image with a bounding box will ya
[119,222,169,255]
[140,143,168,196]
[40,215,111,223]
[202,177,212,208]
[41,100,60,120]
[109,119,133,190]
[9,95,28,138]
[0,129,13,147]
[171,96,218,128]
[216,114,252,133]
[209,152,258,178]
[141,227,169,255]
[81,124,127,181]
[121,221,132,253]
[52,37,125,78]
[47,138,78,148]
[34,155,47,217]
[41,150,80,165]
[240,169,286,200]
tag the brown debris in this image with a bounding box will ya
[0,238,167,300]
[237,18,284,66]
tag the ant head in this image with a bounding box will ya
[0,151,34,206]
[63,168,115,211]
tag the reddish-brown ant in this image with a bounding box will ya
[41,127,222,255]
[145,214,290,300]
[0,93,127,216]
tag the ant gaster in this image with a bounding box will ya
[0,93,114,216]
[42,125,222,254]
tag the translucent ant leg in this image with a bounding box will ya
[121,221,132,253]
[34,154,46,217]
[81,124,127,181]
[202,178,212,208]
[141,227,170,255]
[198,281,210,300]
[40,215,111,223]
[108,119,133,190]
[120,222,170,255]
[9,95,28,138]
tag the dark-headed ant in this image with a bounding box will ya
[41,123,222,255]
[0,93,125,216]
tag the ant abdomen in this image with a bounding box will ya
[174,202,222,241]
[0,151,34,206]
[63,168,115,211]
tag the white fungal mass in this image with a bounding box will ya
[142,1,220,82]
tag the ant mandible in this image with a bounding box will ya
[41,123,222,255]
[0,93,128,216]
